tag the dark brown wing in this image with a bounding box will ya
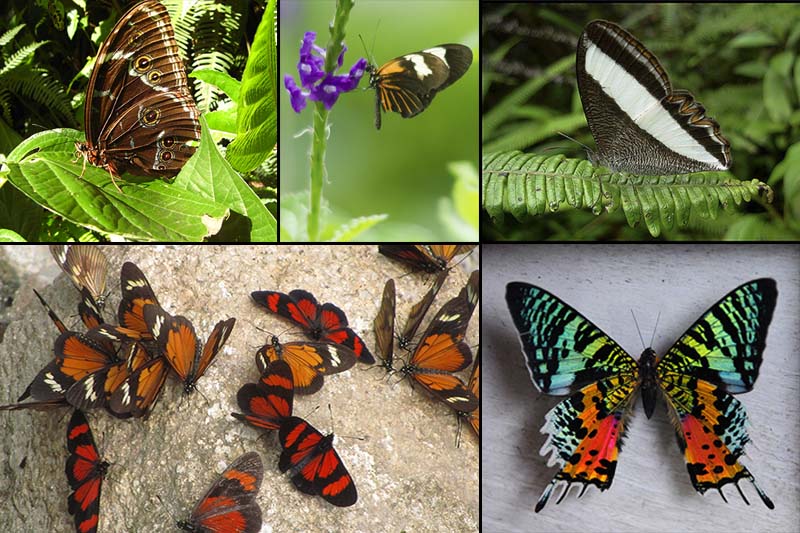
[83,0,200,177]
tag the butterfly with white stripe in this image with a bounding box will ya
[576,20,731,175]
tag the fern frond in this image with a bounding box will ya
[0,24,25,47]
[482,152,774,237]
[2,67,73,124]
[0,41,49,77]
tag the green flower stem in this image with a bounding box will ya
[307,0,355,241]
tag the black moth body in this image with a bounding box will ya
[367,44,472,129]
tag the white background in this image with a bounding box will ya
[482,244,800,532]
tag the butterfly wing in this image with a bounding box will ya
[233,359,294,430]
[29,332,118,403]
[373,279,396,371]
[66,410,108,533]
[82,0,199,178]
[398,270,447,350]
[178,452,263,533]
[250,289,319,331]
[655,279,776,508]
[378,245,439,272]
[458,269,480,320]
[251,289,374,364]
[256,339,356,395]
[196,317,235,379]
[278,417,358,507]
[402,296,477,411]
[505,282,639,512]
[49,245,109,303]
[108,356,169,418]
[118,262,161,338]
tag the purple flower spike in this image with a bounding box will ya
[284,32,366,114]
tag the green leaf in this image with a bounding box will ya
[190,69,241,103]
[225,0,277,173]
[728,31,778,48]
[482,152,773,238]
[203,108,238,136]
[0,229,26,242]
[2,116,293,241]
[328,214,389,241]
[171,117,276,242]
[483,54,574,140]
[763,51,795,123]
[5,127,229,240]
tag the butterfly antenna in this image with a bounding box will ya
[154,494,179,525]
[649,310,661,349]
[631,310,646,351]
[328,403,335,435]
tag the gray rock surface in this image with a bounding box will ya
[0,245,478,532]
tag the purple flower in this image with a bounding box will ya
[285,31,366,113]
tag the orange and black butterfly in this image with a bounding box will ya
[107,351,168,419]
[372,279,397,372]
[255,335,356,395]
[177,452,263,533]
[144,304,236,394]
[232,359,294,431]
[26,331,124,410]
[378,244,476,274]
[50,245,109,307]
[367,44,472,129]
[251,289,375,364]
[456,349,480,447]
[399,295,477,412]
[397,270,448,350]
[117,262,162,339]
[279,416,358,507]
[66,410,109,533]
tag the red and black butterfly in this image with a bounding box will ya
[255,335,356,395]
[399,295,477,412]
[279,416,358,507]
[378,244,476,273]
[456,349,480,447]
[232,359,294,431]
[177,452,263,533]
[66,410,109,533]
[373,279,397,372]
[50,245,109,307]
[397,270,448,350]
[251,289,375,364]
[144,304,236,394]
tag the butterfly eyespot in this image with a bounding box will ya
[134,55,152,72]
[147,70,161,83]
[162,137,175,147]
[160,151,173,161]
[157,164,166,171]
[128,31,143,47]
[139,107,160,126]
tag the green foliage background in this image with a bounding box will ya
[482,3,800,241]
[280,0,478,241]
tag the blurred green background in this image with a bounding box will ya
[280,0,478,241]
[482,3,800,241]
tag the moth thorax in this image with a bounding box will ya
[639,347,659,419]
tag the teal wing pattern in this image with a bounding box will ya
[505,283,640,512]
[655,279,776,509]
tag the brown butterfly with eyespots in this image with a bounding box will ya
[77,0,200,191]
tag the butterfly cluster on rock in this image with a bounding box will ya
[1,244,479,531]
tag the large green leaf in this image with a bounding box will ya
[3,116,276,241]
[482,152,773,237]
[225,0,276,173]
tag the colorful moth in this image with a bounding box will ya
[505,279,777,512]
